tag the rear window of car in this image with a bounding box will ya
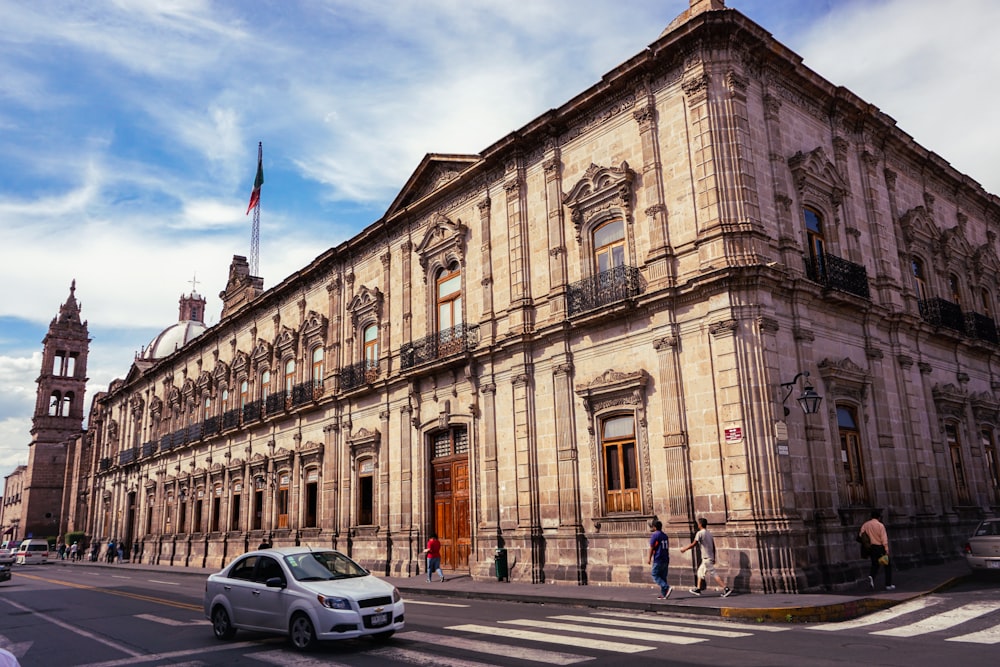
[27,544,48,552]
[975,520,1000,536]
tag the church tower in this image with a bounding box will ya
[21,281,89,539]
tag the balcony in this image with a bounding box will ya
[141,441,156,458]
[98,457,112,472]
[242,400,262,424]
[203,415,220,437]
[400,324,479,371]
[222,408,240,431]
[919,297,965,333]
[804,253,870,299]
[965,311,1000,344]
[159,433,174,452]
[567,265,643,317]
[340,359,380,392]
[119,447,138,465]
[186,422,203,442]
[291,380,323,407]
[265,391,287,417]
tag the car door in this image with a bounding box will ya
[222,556,261,628]
[247,555,288,631]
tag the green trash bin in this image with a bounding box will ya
[494,547,509,582]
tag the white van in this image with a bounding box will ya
[15,539,50,565]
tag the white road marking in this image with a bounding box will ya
[947,623,1000,644]
[247,649,351,666]
[147,579,180,586]
[404,599,470,607]
[79,641,265,667]
[1,597,143,657]
[134,613,195,627]
[593,610,790,632]
[547,614,752,638]
[370,645,500,666]
[111,575,131,579]
[810,596,944,631]
[448,624,654,653]
[872,601,1000,637]
[0,634,33,660]
[500,618,704,645]
[401,629,592,664]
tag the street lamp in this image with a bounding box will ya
[781,371,823,416]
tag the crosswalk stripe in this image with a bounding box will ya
[593,610,790,632]
[810,597,944,631]
[947,623,1000,644]
[872,601,1000,637]
[401,630,592,664]
[546,614,752,638]
[370,646,506,666]
[134,613,190,627]
[448,624,654,654]
[500,619,705,645]
[248,649,351,666]
[405,600,471,608]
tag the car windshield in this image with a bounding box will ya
[284,551,368,581]
[974,520,1000,537]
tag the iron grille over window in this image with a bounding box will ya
[222,408,240,430]
[291,380,320,407]
[119,447,138,465]
[400,323,478,370]
[265,390,286,416]
[141,441,156,458]
[803,253,870,299]
[203,415,220,437]
[187,422,203,442]
[567,265,643,316]
[242,400,262,423]
[918,297,965,332]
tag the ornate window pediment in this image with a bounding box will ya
[232,351,249,376]
[196,371,212,394]
[970,391,999,425]
[251,339,272,366]
[788,146,849,208]
[932,383,967,419]
[300,310,328,343]
[348,286,383,330]
[415,213,466,281]
[129,393,144,418]
[275,325,298,356]
[349,427,381,461]
[818,357,869,404]
[563,161,635,243]
[575,369,648,419]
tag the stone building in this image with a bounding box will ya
[69,0,1000,592]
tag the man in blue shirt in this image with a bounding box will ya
[648,519,671,599]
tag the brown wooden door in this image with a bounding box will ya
[432,457,470,570]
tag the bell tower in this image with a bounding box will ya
[21,281,90,539]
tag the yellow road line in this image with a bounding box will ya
[16,572,202,612]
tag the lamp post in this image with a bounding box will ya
[781,371,823,416]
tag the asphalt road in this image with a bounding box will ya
[1,564,997,666]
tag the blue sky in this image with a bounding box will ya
[2,0,999,480]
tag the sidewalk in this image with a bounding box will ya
[50,557,971,623]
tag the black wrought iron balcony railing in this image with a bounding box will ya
[98,457,112,472]
[265,391,287,417]
[291,380,323,407]
[919,297,965,332]
[186,422,203,442]
[242,400,262,423]
[159,433,174,452]
[118,447,138,465]
[222,408,240,430]
[340,359,380,391]
[400,323,479,370]
[567,265,643,317]
[803,253,871,299]
[141,441,156,458]
[203,415,220,437]
[965,311,1000,344]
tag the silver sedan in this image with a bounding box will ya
[963,518,1000,573]
[204,546,404,650]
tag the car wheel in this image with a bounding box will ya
[289,613,317,651]
[372,630,395,642]
[211,606,237,640]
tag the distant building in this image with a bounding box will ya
[1,466,27,543]
[65,0,999,591]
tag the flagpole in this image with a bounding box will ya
[249,142,262,277]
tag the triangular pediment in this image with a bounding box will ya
[385,153,480,218]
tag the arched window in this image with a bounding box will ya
[363,324,378,371]
[948,273,962,306]
[601,415,639,513]
[311,347,324,387]
[982,427,1000,505]
[593,219,625,274]
[62,392,73,417]
[981,289,994,319]
[945,423,970,504]
[260,370,270,401]
[804,207,826,278]
[436,263,462,333]
[239,380,249,409]
[912,258,928,301]
[49,391,62,416]
[837,406,868,506]
[283,359,295,393]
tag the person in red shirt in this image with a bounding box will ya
[424,532,444,582]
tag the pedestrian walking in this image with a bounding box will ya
[116,542,124,564]
[424,532,445,582]
[57,542,66,560]
[69,542,78,561]
[680,517,732,597]
[860,509,894,590]
[90,542,99,562]
[106,539,116,564]
[648,519,671,599]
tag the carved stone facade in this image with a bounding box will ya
[63,1,1000,592]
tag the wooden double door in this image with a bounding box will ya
[431,455,470,571]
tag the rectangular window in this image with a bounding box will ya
[305,482,318,528]
[601,416,639,513]
[984,428,1000,504]
[277,474,289,529]
[230,493,242,531]
[211,496,221,533]
[946,424,970,504]
[193,499,203,533]
[178,501,187,533]
[253,489,264,530]
[358,473,374,525]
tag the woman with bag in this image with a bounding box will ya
[859,509,894,590]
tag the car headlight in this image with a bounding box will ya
[392,587,401,603]
[317,594,351,610]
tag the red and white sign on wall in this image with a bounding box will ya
[724,426,742,442]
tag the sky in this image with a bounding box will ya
[2,0,999,482]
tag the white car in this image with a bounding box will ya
[0,548,16,566]
[963,518,1000,573]
[203,546,404,650]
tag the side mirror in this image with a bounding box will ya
[265,577,286,589]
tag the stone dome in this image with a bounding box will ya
[141,320,206,360]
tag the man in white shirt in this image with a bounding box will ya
[680,517,732,597]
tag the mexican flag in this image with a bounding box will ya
[245,151,264,215]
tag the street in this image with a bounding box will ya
[1,564,998,666]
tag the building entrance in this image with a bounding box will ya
[430,426,470,571]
